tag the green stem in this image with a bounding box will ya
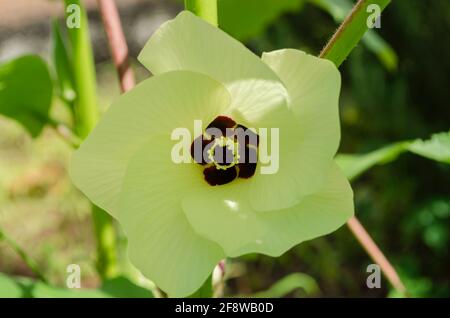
[91,206,119,279]
[184,0,219,26]
[0,228,48,283]
[64,0,98,138]
[319,0,391,67]
[64,0,118,280]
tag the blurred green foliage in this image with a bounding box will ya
[0,56,53,137]
[0,0,449,298]
[218,0,304,41]
[0,273,153,298]
[246,273,320,298]
[311,0,397,71]
[336,131,450,180]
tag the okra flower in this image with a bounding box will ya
[70,11,353,297]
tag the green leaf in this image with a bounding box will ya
[310,0,397,71]
[218,0,304,41]
[0,273,153,298]
[51,19,76,105]
[407,132,450,164]
[318,0,391,67]
[336,132,450,181]
[336,142,408,181]
[244,273,320,298]
[97,276,154,298]
[0,55,53,137]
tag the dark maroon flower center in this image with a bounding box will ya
[190,116,259,186]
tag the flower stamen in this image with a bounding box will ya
[207,136,240,170]
[190,116,259,186]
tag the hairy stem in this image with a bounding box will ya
[319,0,391,66]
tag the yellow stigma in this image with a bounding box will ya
[207,136,240,170]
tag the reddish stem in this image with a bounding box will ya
[97,0,135,92]
[347,216,408,296]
